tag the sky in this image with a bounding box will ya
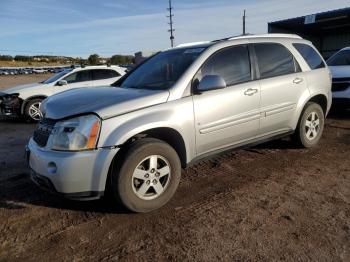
[0,0,349,58]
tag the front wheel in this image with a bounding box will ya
[292,102,325,148]
[110,138,181,213]
[24,99,43,122]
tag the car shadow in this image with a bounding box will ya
[0,172,131,214]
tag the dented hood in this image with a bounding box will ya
[41,86,169,120]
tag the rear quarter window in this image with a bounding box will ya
[293,43,325,70]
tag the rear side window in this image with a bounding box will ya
[254,43,296,79]
[64,70,91,83]
[293,43,325,69]
[195,45,251,86]
[92,69,119,80]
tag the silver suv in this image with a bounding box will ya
[27,34,331,212]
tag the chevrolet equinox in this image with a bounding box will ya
[27,34,332,212]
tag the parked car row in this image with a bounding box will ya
[0,66,68,75]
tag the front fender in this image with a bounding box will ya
[98,97,196,164]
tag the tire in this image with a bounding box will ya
[110,138,181,213]
[292,102,325,148]
[24,99,43,122]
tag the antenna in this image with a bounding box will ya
[243,10,246,35]
[167,0,175,47]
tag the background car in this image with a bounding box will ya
[327,47,350,108]
[0,65,126,121]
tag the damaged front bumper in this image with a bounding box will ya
[0,92,22,118]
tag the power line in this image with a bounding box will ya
[167,0,175,48]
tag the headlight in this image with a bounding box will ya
[51,114,101,151]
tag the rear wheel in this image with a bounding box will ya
[110,138,181,213]
[24,99,43,122]
[292,102,324,148]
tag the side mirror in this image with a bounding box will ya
[56,80,68,86]
[197,75,226,93]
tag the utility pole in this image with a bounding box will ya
[167,0,175,47]
[243,10,246,35]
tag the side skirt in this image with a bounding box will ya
[187,130,294,167]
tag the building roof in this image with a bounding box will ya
[268,7,350,35]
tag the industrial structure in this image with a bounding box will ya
[268,7,350,58]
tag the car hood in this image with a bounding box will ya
[328,66,350,79]
[2,82,46,94]
[41,86,170,120]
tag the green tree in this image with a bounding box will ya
[88,54,100,65]
[0,55,13,61]
[110,54,134,65]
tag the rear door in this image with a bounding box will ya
[91,69,121,86]
[193,45,261,155]
[253,43,307,134]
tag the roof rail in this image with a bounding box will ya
[228,33,302,40]
[176,41,211,48]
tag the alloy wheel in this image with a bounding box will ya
[131,155,171,200]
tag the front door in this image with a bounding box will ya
[193,45,261,155]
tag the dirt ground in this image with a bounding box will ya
[0,74,52,90]
[0,75,349,261]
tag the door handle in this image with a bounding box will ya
[244,88,258,96]
[293,77,303,84]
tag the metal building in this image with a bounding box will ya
[268,7,350,59]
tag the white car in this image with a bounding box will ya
[32,68,48,74]
[327,47,350,108]
[0,65,126,121]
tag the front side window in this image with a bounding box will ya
[327,49,350,66]
[119,47,205,90]
[293,43,325,69]
[194,45,251,87]
[254,43,296,79]
[64,70,91,84]
[92,69,119,80]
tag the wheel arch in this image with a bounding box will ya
[21,95,47,114]
[114,127,187,168]
[292,93,329,130]
[308,94,328,116]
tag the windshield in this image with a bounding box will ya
[327,50,350,66]
[119,47,206,90]
[41,69,72,84]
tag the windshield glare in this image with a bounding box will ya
[327,50,350,66]
[41,69,72,84]
[120,47,205,90]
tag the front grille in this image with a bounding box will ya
[33,118,57,147]
[332,82,350,92]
